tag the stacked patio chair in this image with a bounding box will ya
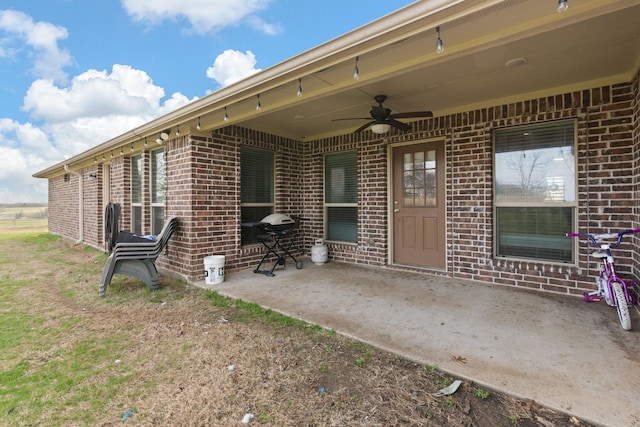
[99,215,179,297]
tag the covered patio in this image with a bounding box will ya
[203,259,640,427]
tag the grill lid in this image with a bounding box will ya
[261,213,294,226]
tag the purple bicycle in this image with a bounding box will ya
[566,229,640,331]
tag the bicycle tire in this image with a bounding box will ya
[611,280,631,331]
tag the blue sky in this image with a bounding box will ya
[0,0,414,203]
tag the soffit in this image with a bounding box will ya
[36,0,640,175]
[233,0,640,140]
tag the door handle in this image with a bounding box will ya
[394,208,400,213]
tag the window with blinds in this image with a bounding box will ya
[494,120,576,262]
[325,151,357,243]
[241,147,275,244]
[131,154,142,234]
[151,148,165,234]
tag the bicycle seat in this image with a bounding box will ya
[591,251,608,259]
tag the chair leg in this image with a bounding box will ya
[99,253,116,297]
[112,259,160,291]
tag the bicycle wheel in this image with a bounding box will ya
[611,280,631,331]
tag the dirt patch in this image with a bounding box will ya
[0,236,593,426]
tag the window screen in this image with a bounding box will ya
[325,151,357,242]
[151,149,165,234]
[241,147,275,244]
[494,120,576,262]
[131,154,142,234]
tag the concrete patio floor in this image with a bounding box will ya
[196,258,640,427]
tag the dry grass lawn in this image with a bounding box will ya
[0,232,592,426]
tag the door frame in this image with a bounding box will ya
[387,138,448,269]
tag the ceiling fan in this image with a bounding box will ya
[333,94,433,134]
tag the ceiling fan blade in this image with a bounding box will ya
[354,121,375,133]
[390,111,433,119]
[388,119,411,131]
[331,117,372,122]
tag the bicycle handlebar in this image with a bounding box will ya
[566,228,640,249]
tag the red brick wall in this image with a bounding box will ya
[160,129,304,282]
[48,165,102,246]
[632,68,640,277]
[48,173,80,240]
[302,81,638,296]
[81,165,102,248]
[46,73,640,296]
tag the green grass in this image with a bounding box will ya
[475,388,490,399]
[0,232,135,425]
[204,290,325,333]
[0,232,346,424]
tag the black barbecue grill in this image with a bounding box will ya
[247,213,304,276]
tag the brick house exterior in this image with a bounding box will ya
[37,2,640,298]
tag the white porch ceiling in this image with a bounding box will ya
[224,0,640,140]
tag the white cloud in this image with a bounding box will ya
[206,49,261,87]
[22,64,197,152]
[0,120,59,202]
[0,9,72,83]
[121,0,280,35]
[0,64,199,203]
[244,15,282,36]
[23,65,166,123]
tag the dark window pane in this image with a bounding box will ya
[152,206,164,235]
[327,207,357,242]
[131,155,142,204]
[241,147,274,204]
[241,206,274,244]
[132,205,142,235]
[496,207,573,262]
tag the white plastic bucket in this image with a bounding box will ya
[204,255,225,285]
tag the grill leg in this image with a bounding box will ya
[254,234,279,276]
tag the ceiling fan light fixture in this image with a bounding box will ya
[371,123,391,134]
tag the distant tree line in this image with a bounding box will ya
[0,203,47,208]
